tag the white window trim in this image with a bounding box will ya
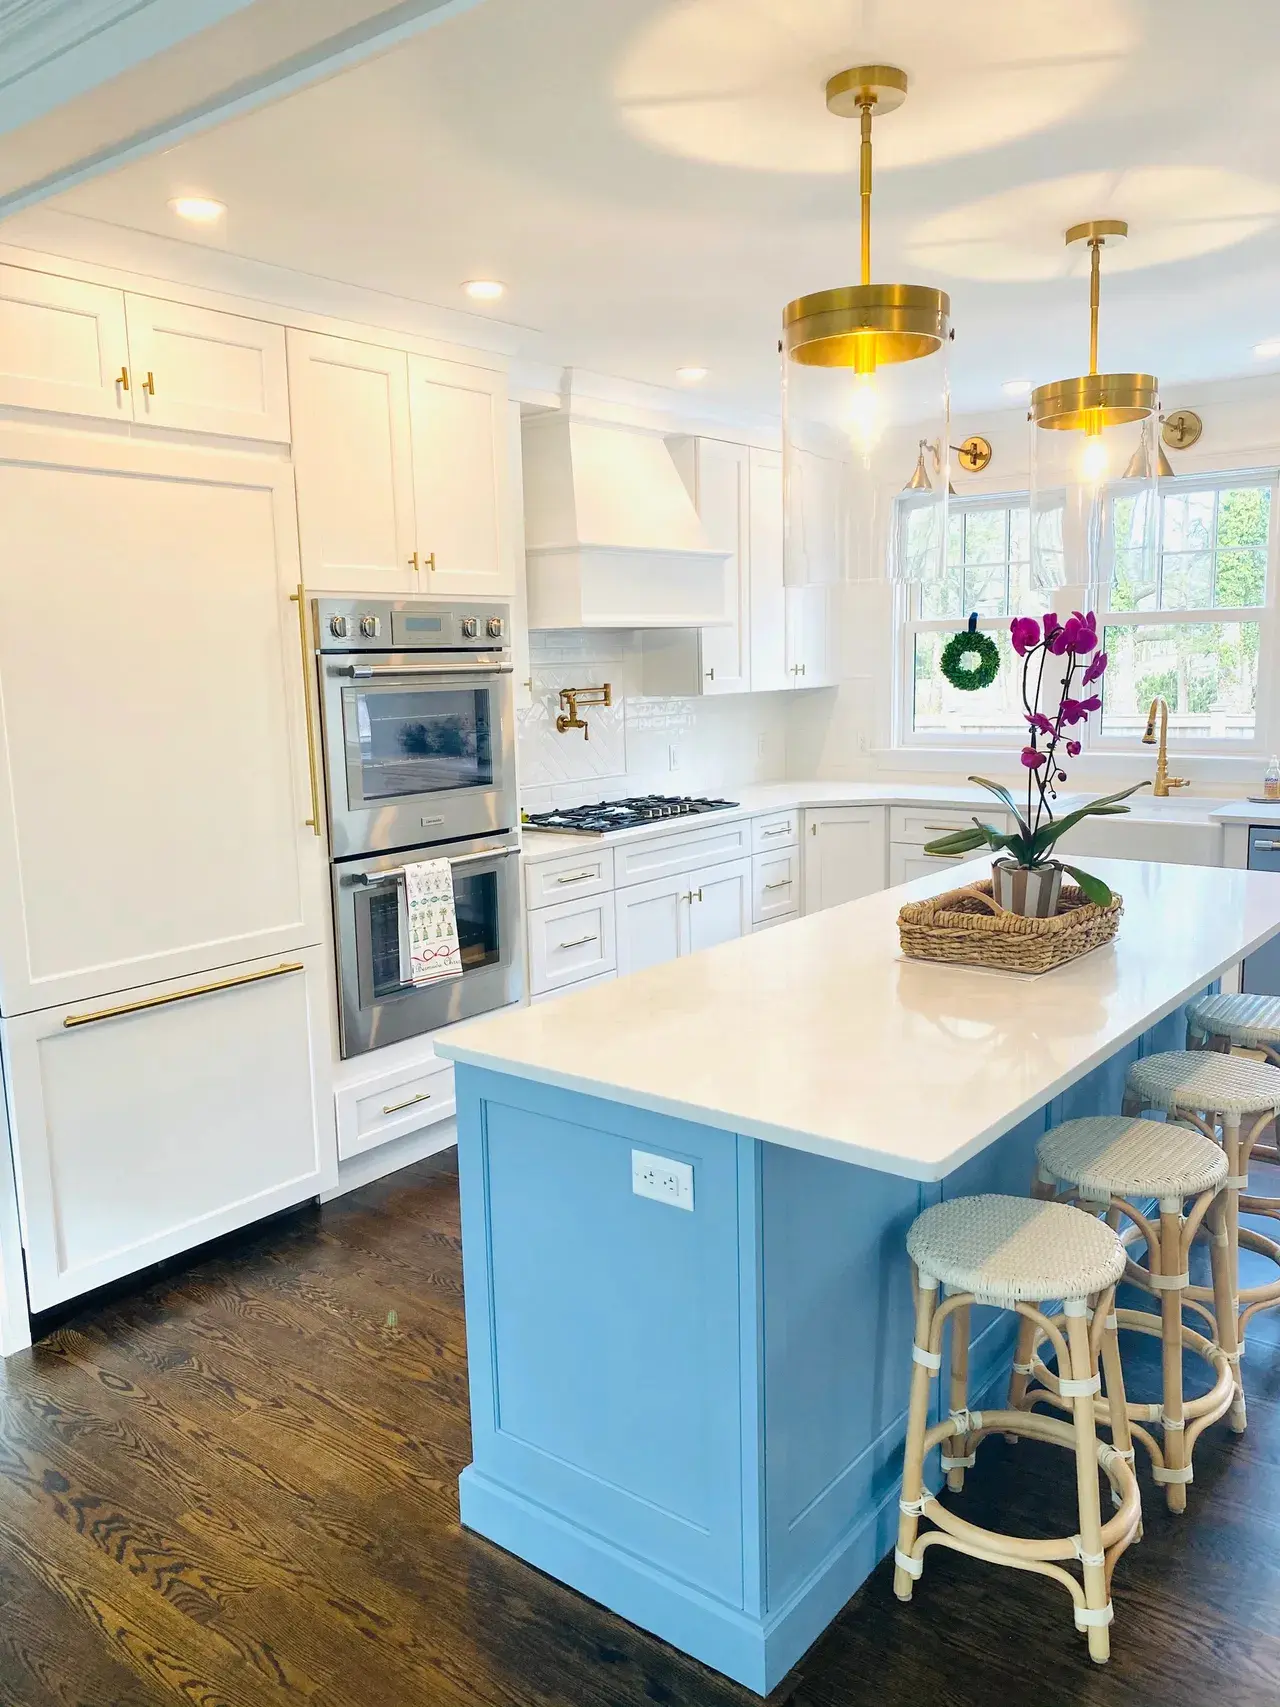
[893,470,1278,759]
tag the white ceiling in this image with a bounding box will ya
[32,0,1280,416]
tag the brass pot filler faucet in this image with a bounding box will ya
[555,684,612,740]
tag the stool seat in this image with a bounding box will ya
[907,1194,1125,1304]
[1126,1049,1280,1116]
[1037,1115,1228,1200]
[1188,991,1280,1052]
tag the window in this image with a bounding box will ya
[903,494,1036,740]
[1100,478,1274,745]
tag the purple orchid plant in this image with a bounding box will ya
[923,609,1148,907]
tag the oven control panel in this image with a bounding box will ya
[313,597,510,653]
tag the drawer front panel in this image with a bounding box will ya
[528,894,617,995]
[525,847,615,909]
[751,810,799,853]
[530,969,618,1004]
[890,806,1008,844]
[888,844,973,888]
[615,821,751,887]
[753,849,800,923]
[339,1055,455,1160]
[753,910,800,933]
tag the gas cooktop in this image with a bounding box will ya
[523,795,740,836]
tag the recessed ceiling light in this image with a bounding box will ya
[169,196,225,224]
[463,279,505,301]
[1002,378,1032,396]
[676,366,708,383]
[1253,338,1280,360]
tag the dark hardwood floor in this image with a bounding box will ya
[3,1151,1280,1707]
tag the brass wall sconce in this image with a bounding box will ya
[556,684,612,739]
[1162,409,1203,450]
[903,435,993,494]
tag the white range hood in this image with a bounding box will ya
[522,412,730,629]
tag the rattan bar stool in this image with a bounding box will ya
[1022,1116,1234,1513]
[1187,992,1280,1067]
[1124,1050,1280,1432]
[896,1195,1141,1664]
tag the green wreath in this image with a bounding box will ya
[940,614,1000,692]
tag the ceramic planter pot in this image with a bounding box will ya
[992,858,1063,919]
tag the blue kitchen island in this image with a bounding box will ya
[436,856,1280,1694]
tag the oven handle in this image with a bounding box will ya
[331,660,513,680]
[343,844,520,886]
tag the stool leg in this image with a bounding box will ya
[1208,1187,1245,1432]
[946,1302,972,1491]
[895,1273,939,1602]
[1158,1201,1188,1513]
[1007,1309,1037,1416]
[1121,1088,1142,1119]
[1096,1289,1136,1475]
[1064,1302,1110,1663]
[1223,1114,1248,1432]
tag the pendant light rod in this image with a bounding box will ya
[1030,218,1154,432]
[1088,238,1101,375]
[859,99,873,286]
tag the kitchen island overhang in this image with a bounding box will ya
[436,858,1280,1693]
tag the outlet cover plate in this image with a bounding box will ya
[631,1149,694,1211]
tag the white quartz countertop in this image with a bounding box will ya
[437,857,1280,1182]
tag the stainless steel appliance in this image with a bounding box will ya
[314,597,521,1057]
[522,795,739,837]
[332,831,521,1056]
[315,596,516,859]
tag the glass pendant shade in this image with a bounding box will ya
[1027,221,1160,590]
[780,67,951,587]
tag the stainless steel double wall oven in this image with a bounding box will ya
[314,597,520,1057]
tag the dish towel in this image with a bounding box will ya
[397,858,464,987]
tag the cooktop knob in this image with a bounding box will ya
[329,614,349,638]
[461,616,479,638]
[359,614,381,639]
[486,615,504,638]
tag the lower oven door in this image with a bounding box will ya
[333,835,522,1058]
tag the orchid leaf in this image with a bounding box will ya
[1029,781,1150,860]
[968,775,1033,841]
[922,827,987,856]
[1059,863,1114,907]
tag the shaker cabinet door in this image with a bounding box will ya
[3,949,336,1311]
[125,295,290,441]
[686,858,751,954]
[748,447,788,692]
[615,875,688,976]
[0,265,131,420]
[407,354,511,597]
[695,439,751,694]
[803,808,887,914]
[287,329,418,592]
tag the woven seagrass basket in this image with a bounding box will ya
[898,879,1122,975]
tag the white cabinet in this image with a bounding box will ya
[0,267,288,439]
[888,846,974,887]
[615,858,750,974]
[407,353,509,597]
[786,584,839,687]
[753,848,800,923]
[749,446,788,692]
[752,809,799,852]
[287,329,417,593]
[288,329,511,598]
[785,448,845,585]
[0,427,325,1014]
[803,807,887,913]
[335,1051,455,1162]
[668,436,751,694]
[528,892,617,995]
[524,847,615,909]
[2,949,336,1311]
[124,296,290,441]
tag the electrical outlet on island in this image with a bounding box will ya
[631,1150,694,1211]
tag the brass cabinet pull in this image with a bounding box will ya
[705,667,715,681]
[117,367,130,391]
[141,371,155,396]
[423,552,436,573]
[760,825,790,838]
[409,551,420,572]
[556,934,598,950]
[682,888,704,904]
[382,1091,433,1117]
[289,584,323,837]
[762,879,792,891]
[64,961,304,1029]
[554,871,595,885]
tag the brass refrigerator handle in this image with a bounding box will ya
[290,585,324,837]
[63,961,305,1029]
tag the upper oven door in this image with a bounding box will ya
[320,654,516,857]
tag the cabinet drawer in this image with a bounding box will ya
[753,849,800,923]
[525,847,615,908]
[752,809,798,852]
[530,969,617,1004]
[890,805,1007,844]
[889,844,975,888]
[528,893,617,995]
[338,1055,455,1161]
[753,910,799,932]
[615,820,751,887]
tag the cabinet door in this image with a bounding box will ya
[786,583,838,687]
[0,428,325,1014]
[125,296,290,441]
[696,439,750,694]
[0,265,130,420]
[785,448,844,585]
[687,858,751,953]
[287,329,417,592]
[803,808,886,914]
[408,353,511,597]
[3,950,335,1311]
[749,447,788,692]
[615,874,688,976]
